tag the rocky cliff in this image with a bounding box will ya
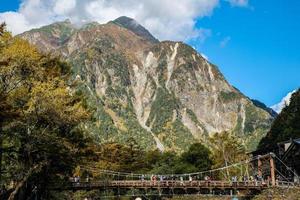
[19,17,274,152]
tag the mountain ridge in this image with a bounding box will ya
[111,16,159,44]
[251,99,278,118]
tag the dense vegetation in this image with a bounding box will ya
[50,142,214,199]
[259,89,300,148]
[0,24,93,199]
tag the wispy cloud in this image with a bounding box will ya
[226,0,249,7]
[220,36,231,48]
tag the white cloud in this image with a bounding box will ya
[54,0,76,15]
[0,0,219,41]
[271,90,296,113]
[226,0,249,7]
[220,36,231,48]
[0,11,33,34]
[0,0,247,41]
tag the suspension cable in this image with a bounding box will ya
[274,155,299,179]
[79,155,261,178]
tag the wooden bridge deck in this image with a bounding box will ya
[57,180,272,191]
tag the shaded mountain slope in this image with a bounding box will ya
[259,89,300,149]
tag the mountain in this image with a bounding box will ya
[19,18,274,152]
[251,99,278,118]
[271,90,297,113]
[259,89,300,148]
[112,16,159,44]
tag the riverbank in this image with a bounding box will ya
[252,187,300,200]
[162,195,252,200]
[162,188,300,200]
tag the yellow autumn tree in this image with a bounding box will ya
[0,23,93,199]
[209,131,248,180]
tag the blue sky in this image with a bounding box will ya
[0,0,299,106]
[190,0,300,106]
[0,0,20,12]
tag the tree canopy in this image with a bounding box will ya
[209,131,247,180]
[0,24,93,199]
[259,89,300,148]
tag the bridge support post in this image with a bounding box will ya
[270,153,276,187]
[258,156,262,178]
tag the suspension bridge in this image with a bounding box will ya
[50,153,299,198]
[49,153,299,196]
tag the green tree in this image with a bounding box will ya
[180,143,213,172]
[88,139,147,176]
[144,143,212,175]
[259,89,300,148]
[0,24,92,199]
[209,132,247,180]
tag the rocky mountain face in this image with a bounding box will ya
[251,99,278,118]
[19,17,274,152]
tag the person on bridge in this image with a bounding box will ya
[74,176,78,183]
[151,175,157,185]
[166,176,169,186]
[141,174,145,181]
[171,175,174,181]
[189,175,193,182]
[180,176,184,186]
[159,175,163,182]
[243,176,247,181]
[231,176,237,187]
[150,175,154,185]
[249,176,254,182]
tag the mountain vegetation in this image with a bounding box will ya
[259,89,300,148]
[251,99,278,118]
[209,131,247,180]
[49,142,214,199]
[19,17,274,152]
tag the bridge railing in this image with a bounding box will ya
[276,181,299,188]
[69,180,268,189]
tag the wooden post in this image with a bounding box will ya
[269,154,276,186]
[258,156,262,178]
